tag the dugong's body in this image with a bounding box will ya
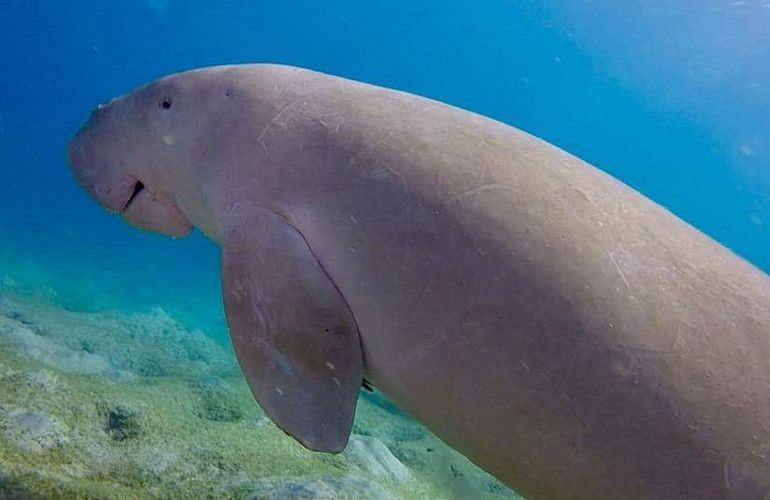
[69,64,770,499]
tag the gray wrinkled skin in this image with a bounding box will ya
[69,64,770,500]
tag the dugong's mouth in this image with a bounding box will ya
[121,180,145,213]
[118,180,193,238]
[76,174,143,215]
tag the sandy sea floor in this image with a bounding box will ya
[0,252,521,499]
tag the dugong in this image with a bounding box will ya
[68,64,770,499]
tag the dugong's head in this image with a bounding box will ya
[67,74,200,237]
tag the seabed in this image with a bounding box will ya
[0,256,520,499]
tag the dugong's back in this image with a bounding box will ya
[246,67,770,499]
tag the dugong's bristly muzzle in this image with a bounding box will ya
[67,101,193,238]
[67,128,140,214]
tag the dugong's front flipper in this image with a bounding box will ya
[222,210,363,452]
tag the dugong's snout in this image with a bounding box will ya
[67,126,141,215]
[68,104,193,238]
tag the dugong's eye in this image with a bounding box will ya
[159,97,172,110]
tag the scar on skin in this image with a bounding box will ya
[256,99,305,153]
[609,250,631,290]
[445,183,518,204]
[349,127,410,198]
[256,84,328,153]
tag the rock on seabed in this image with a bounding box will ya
[344,435,411,482]
[1,407,69,453]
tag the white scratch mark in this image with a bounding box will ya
[256,97,307,154]
[445,184,517,204]
[381,163,410,197]
[609,252,631,290]
[349,127,410,198]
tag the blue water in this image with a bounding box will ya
[0,1,769,495]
